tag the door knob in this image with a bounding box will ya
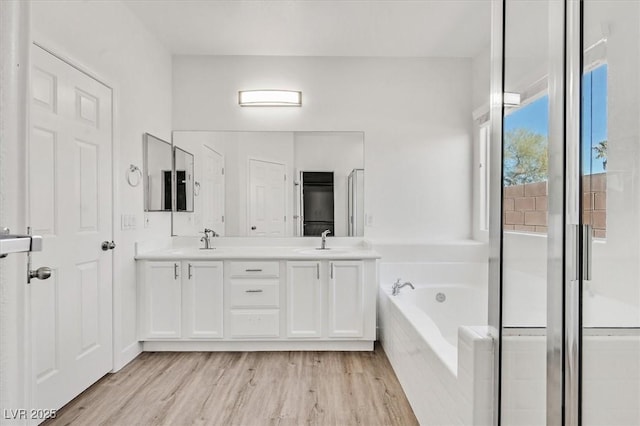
[101,241,116,251]
[251,226,257,230]
[29,266,51,281]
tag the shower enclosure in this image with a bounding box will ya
[491,1,640,424]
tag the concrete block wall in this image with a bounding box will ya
[503,173,606,237]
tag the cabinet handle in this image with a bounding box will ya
[331,263,334,279]
[188,263,192,279]
[245,289,263,293]
[317,263,320,279]
[174,263,179,280]
[245,269,263,272]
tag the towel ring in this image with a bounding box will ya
[194,181,201,196]
[127,164,142,187]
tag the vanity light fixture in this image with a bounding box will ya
[504,92,521,107]
[238,90,302,107]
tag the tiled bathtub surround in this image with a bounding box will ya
[379,290,493,425]
[376,243,492,425]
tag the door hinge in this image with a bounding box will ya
[222,168,225,175]
[222,215,225,223]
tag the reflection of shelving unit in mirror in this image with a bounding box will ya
[173,147,194,212]
[301,171,335,237]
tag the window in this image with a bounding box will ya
[502,95,549,233]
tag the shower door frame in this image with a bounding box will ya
[491,1,584,425]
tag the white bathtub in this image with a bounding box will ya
[385,284,487,373]
[377,243,493,426]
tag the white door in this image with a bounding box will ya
[182,261,224,338]
[286,261,323,338]
[328,261,364,337]
[203,145,225,235]
[141,261,182,339]
[248,159,286,236]
[29,45,113,411]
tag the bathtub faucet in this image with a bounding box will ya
[392,279,415,296]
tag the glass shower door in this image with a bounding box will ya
[580,1,640,424]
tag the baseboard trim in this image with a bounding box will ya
[142,340,374,352]
[112,341,142,372]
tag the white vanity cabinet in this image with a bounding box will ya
[286,260,366,339]
[139,261,182,339]
[328,260,365,338]
[183,261,224,338]
[286,261,323,337]
[226,261,281,338]
[136,246,378,351]
[138,260,223,340]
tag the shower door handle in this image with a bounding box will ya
[582,224,592,281]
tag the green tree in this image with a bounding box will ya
[593,139,607,170]
[503,128,548,186]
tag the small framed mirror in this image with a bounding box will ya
[173,146,194,212]
[143,133,172,212]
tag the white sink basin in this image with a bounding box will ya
[165,248,223,256]
[295,248,350,255]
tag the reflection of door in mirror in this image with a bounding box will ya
[203,145,225,236]
[249,159,286,236]
[301,171,335,236]
[348,169,364,236]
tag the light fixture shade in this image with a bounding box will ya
[504,92,521,106]
[238,90,302,107]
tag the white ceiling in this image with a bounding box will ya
[124,0,491,58]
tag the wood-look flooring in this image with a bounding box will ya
[44,344,417,426]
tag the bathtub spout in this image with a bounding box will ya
[392,279,415,296]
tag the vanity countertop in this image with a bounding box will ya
[135,244,380,261]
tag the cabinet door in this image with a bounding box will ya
[286,261,322,337]
[142,261,181,339]
[183,261,224,339]
[328,261,364,337]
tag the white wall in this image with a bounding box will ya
[32,0,173,370]
[173,55,474,243]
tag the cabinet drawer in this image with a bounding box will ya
[229,309,280,337]
[228,261,279,278]
[230,280,279,308]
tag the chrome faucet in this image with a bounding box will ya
[392,279,415,296]
[320,229,331,249]
[200,228,217,250]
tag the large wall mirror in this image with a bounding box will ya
[172,131,365,237]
